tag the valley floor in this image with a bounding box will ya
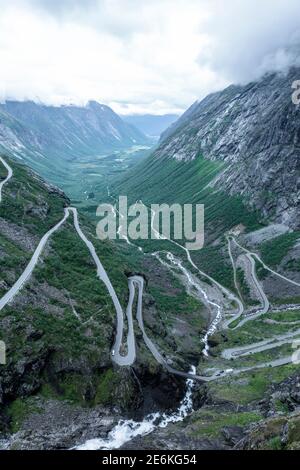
[0,156,300,450]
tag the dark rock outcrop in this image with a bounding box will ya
[157,68,300,228]
[1,398,120,450]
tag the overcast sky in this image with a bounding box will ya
[0,0,299,115]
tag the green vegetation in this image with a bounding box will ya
[0,213,130,368]
[0,168,131,368]
[189,409,261,438]
[44,373,88,404]
[191,244,234,290]
[268,309,300,322]
[274,399,290,414]
[148,283,204,320]
[0,162,7,179]
[7,398,42,433]
[236,266,256,305]
[0,156,136,407]
[208,365,299,405]
[62,146,151,213]
[266,436,283,450]
[34,222,128,319]
[113,240,208,359]
[0,233,30,294]
[222,310,300,348]
[114,154,263,242]
[94,368,119,405]
[0,157,67,236]
[255,261,269,280]
[260,232,300,268]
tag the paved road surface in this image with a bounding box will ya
[0,209,69,311]
[225,252,270,329]
[232,236,300,288]
[0,156,13,203]
[0,159,298,383]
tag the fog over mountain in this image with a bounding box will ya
[0,0,299,114]
[1,0,300,455]
[122,114,179,138]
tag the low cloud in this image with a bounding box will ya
[0,0,299,114]
[198,0,300,83]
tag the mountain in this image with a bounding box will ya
[114,69,300,306]
[0,156,137,416]
[0,100,150,183]
[122,113,179,138]
[156,68,300,230]
[0,155,204,445]
[1,71,300,450]
[110,68,300,451]
[0,100,149,157]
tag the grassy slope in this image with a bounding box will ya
[112,154,263,293]
[0,155,208,424]
[260,232,300,269]
[114,154,262,240]
[0,156,134,420]
[112,152,300,443]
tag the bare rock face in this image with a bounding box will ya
[0,100,149,160]
[236,412,300,450]
[157,68,300,229]
[1,398,120,450]
[259,373,300,416]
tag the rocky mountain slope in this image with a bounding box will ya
[157,67,300,229]
[0,100,149,157]
[0,100,150,184]
[0,156,205,440]
[1,69,300,450]
[0,156,139,427]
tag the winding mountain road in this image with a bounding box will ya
[70,207,136,366]
[224,251,270,329]
[148,204,244,318]
[0,207,136,366]
[222,328,300,359]
[153,251,222,356]
[0,156,13,203]
[0,162,136,365]
[0,209,69,311]
[231,236,300,288]
[227,235,243,302]
[1,158,299,383]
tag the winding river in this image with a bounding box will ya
[1,157,300,449]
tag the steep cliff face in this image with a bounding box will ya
[157,68,300,228]
[0,100,149,160]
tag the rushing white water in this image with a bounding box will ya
[76,366,196,450]
[107,191,224,356]
[149,203,243,313]
[154,251,222,356]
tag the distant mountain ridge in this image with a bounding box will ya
[0,100,149,160]
[122,113,179,138]
[154,67,300,229]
